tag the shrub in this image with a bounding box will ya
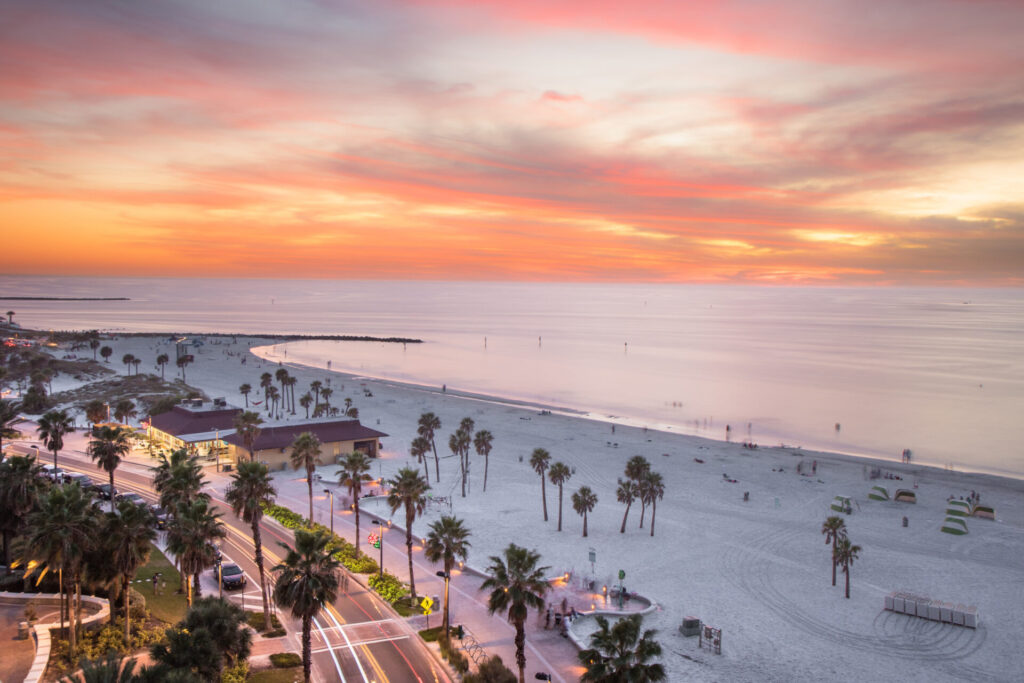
[246,611,282,632]
[438,635,470,674]
[270,652,302,668]
[419,626,444,643]
[264,628,287,638]
[463,655,517,682]
[368,572,407,604]
[221,660,249,683]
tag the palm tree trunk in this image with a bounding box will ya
[302,615,313,683]
[620,502,631,533]
[193,571,201,599]
[123,575,132,641]
[845,568,851,599]
[442,560,452,635]
[75,579,82,645]
[557,486,563,531]
[583,511,588,537]
[421,455,429,484]
[541,477,548,522]
[406,528,416,601]
[252,519,271,631]
[307,475,313,525]
[109,471,116,514]
[650,499,657,537]
[514,620,526,683]
[431,441,439,480]
[832,539,838,586]
[483,455,489,492]
[639,502,647,528]
[460,452,466,497]
[354,504,361,553]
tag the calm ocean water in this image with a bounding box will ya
[3,276,1023,477]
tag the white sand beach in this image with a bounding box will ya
[29,333,1024,682]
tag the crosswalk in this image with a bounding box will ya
[309,617,409,654]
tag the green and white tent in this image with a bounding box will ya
[868,486,889,501]
[941,516,968,535]
[946,500,970,516]
[830,495,852,513]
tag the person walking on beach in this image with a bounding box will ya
[545,607,552,629]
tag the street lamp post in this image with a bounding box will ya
[435,570,451,634]
[215,551,223,600]
[324,489,334,535]
[373,520,385,579]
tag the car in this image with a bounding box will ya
[219,563,246,590]
[95,483,117,500]
[64,473,93,490]
[116,492,147,507]
[40,464,66,482]
[150,505,169,530]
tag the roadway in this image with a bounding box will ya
[8,435,451,683]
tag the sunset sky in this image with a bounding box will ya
[2,0,1023,284]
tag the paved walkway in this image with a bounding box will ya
[0,601,35,683]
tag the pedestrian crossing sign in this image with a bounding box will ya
[421,596,434,611]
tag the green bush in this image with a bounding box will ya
[438,635,470,674]
[264,628,287,638]
[270,652,302,668]
[246,611,282,632]
[260,503,381,574]
[368,572,407,604]
[419,626,444,643]
[221,660,249,683]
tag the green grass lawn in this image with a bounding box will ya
[247,667,302,683]
[134,542,187,624]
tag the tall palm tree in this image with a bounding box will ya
[481,544,550,683]
[529,448,551,522]
[424,515,471,637]
[641,472,665,537]
[299,392,313,419]
[579,613,666,682]
[290,432,322,523]
[337,451,372,550]
[107,499,156,640]
[239,383,252,408]
[233,411,263,462]
[0,454,45,572]
[266,386,280,417]
[156,353,169,379]
[616,478,639,534]
[275,368,289,409]
[309,380,322,412]
[417,412,442,480]
[834,536,862,599]
[152,448,207,595]
[88,338,100,361]
[37,408,74,475]
[122,353,136,376]
[473,430,494,492]
[385,467,430,601]
[274,528,341,683]
[284,375,298,414]
[260,372,273,409]
[410,436,431,483]
[320,387,333,414]
[1,399,23,461]
[167,497,225,606]
[547,462,571,531]
[100,345,112,363]
[113,399,137,426]
[87,425,131,513]
[23,483,94,653]
[175,355,191,382]
[625,456,652,528]
[821,516,847,587]
[83,400,106,429]
[572,486,598,537]
[225,461,277,631]
[449,429,471,497]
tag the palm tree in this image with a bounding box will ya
[337,451,372,550]
[417,412,442,480]
[232,411,263,462]
[122,354,136,376]
[641,472,665,537]
[822,516,847,587]
[309,380,322,412]
[239,383,252,408]
[284,376,298,414]
[83,399,106,429]
[319,387,333,413]
[5,310,12,324]
[481,544,550,683]
[529,448,551,521]
[289,432,322,523]
[131,358,141,375]
[275,368,289,408]
[225,461,277,632]
[88,338,100,361]
[113,398,137,426]
[88,425,131,513]
[579,613,666,682]
[449,429,471,497]
[156,353,169,379]
[274,528,341,683]
[299,392,313,419]
[625,456,652,527]
[176,355,191,382]
[260,372,273,409]
[266,386,280,417]
[410,436,431,483]
[1,399,23,461]
[386,467,430,601]
[616,479,639,534]
[572,486,598,537]
[152,448,207,595]
[37,408,74,474]
[835,536,862,599]
[23,483,94,653]
[474,430,494,492]
[107,498,156,640]
[424,515,471,636]
[548,462,571,531]
[0,454,45,572]
[167,497,225,606]
[100,345,113,362]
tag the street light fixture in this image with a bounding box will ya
[373,520,385,579]
[535,674,552,681]
[323,488,334,535]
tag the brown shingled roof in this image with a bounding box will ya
[149,405,241,437]
[222,419,387,452]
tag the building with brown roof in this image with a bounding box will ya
[222,418,387,470]
[146,398,240,456]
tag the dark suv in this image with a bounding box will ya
[219,563,246,590]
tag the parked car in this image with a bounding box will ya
[64,472,93,490]
[150,505,169,530]
[40,464,65,482]
[219,563,246,590]
[115,492,147,507]
[96,483,117,500]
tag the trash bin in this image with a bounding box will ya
[680,617,701,637]
[18,621,30,639]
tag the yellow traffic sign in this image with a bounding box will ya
[423,608,432,615]
[421,596,434,610]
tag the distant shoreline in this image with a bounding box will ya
[0,296,130,301]
[19,326,422,345]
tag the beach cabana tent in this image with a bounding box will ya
[894,489,916,503]
[941,516,968,535]
[868,486,889,501]
[972,504,995,520]
[947,500,970,516]
[830,495,852,513]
